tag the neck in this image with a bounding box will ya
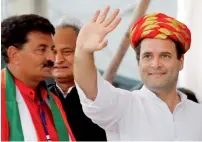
[151,87,180,113]
[56,79,74,94]
[7,65,39,89]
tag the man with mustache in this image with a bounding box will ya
[1,14,75,141]
[74,6,202,140]
[48,17,107,141]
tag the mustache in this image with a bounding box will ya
[42,60,54,68]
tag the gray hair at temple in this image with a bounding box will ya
[55,16,83,35]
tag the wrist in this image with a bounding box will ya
[75,46,93,57]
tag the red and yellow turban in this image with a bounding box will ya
[130,13,191,53]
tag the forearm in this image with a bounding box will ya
[74,48,98,100]
[74,6,121,101]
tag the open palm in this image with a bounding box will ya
[76,6,121,52]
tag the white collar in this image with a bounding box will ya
[56,84,75,98]
[177,89,187,102]
[139,85,187,103]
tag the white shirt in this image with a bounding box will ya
[75,72,202,141]
[56,84,74,98]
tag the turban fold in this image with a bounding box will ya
[130,13,191,53]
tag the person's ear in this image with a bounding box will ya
[7,46,21,65]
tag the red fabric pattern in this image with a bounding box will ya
[130,13,191,53]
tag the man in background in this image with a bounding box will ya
[48,17,107,141]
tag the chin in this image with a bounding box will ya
[56,74,74,80]
[41,72,52,78]
[53,73,65,77]
[146,83,167,90]
[55,71,72,76]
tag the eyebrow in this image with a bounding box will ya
[142,52,152,56]
[160,52,172,56]
[61,47,75,51]
[38,44,48,48]
[142,51,172,55]
[37,44,55,48]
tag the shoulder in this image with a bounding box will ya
[184,99,202,114]
[185,99,202,107]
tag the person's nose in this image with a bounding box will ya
[150,56,162,69]
[46,49,55,63]
[55,52,65,64]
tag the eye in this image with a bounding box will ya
[62,50,74,55]
[35,46,47,54]
[40,48,46,52]
[161,54,170,59]
[143,54,152,59]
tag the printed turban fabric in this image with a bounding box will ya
[130,13,191,54]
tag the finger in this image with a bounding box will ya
[107,17,121,32]
[91,10,101,22]
[96,6,110,23]
[96,39,108,51]
[103,8,120,27]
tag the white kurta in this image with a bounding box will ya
[75,72,202,141]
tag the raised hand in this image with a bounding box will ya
[76,6,121,53]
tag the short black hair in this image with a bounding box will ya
[1,14,55,63]
[134,40,184,63]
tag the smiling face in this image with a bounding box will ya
[52,27,77,81]
[138,38,184,91]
